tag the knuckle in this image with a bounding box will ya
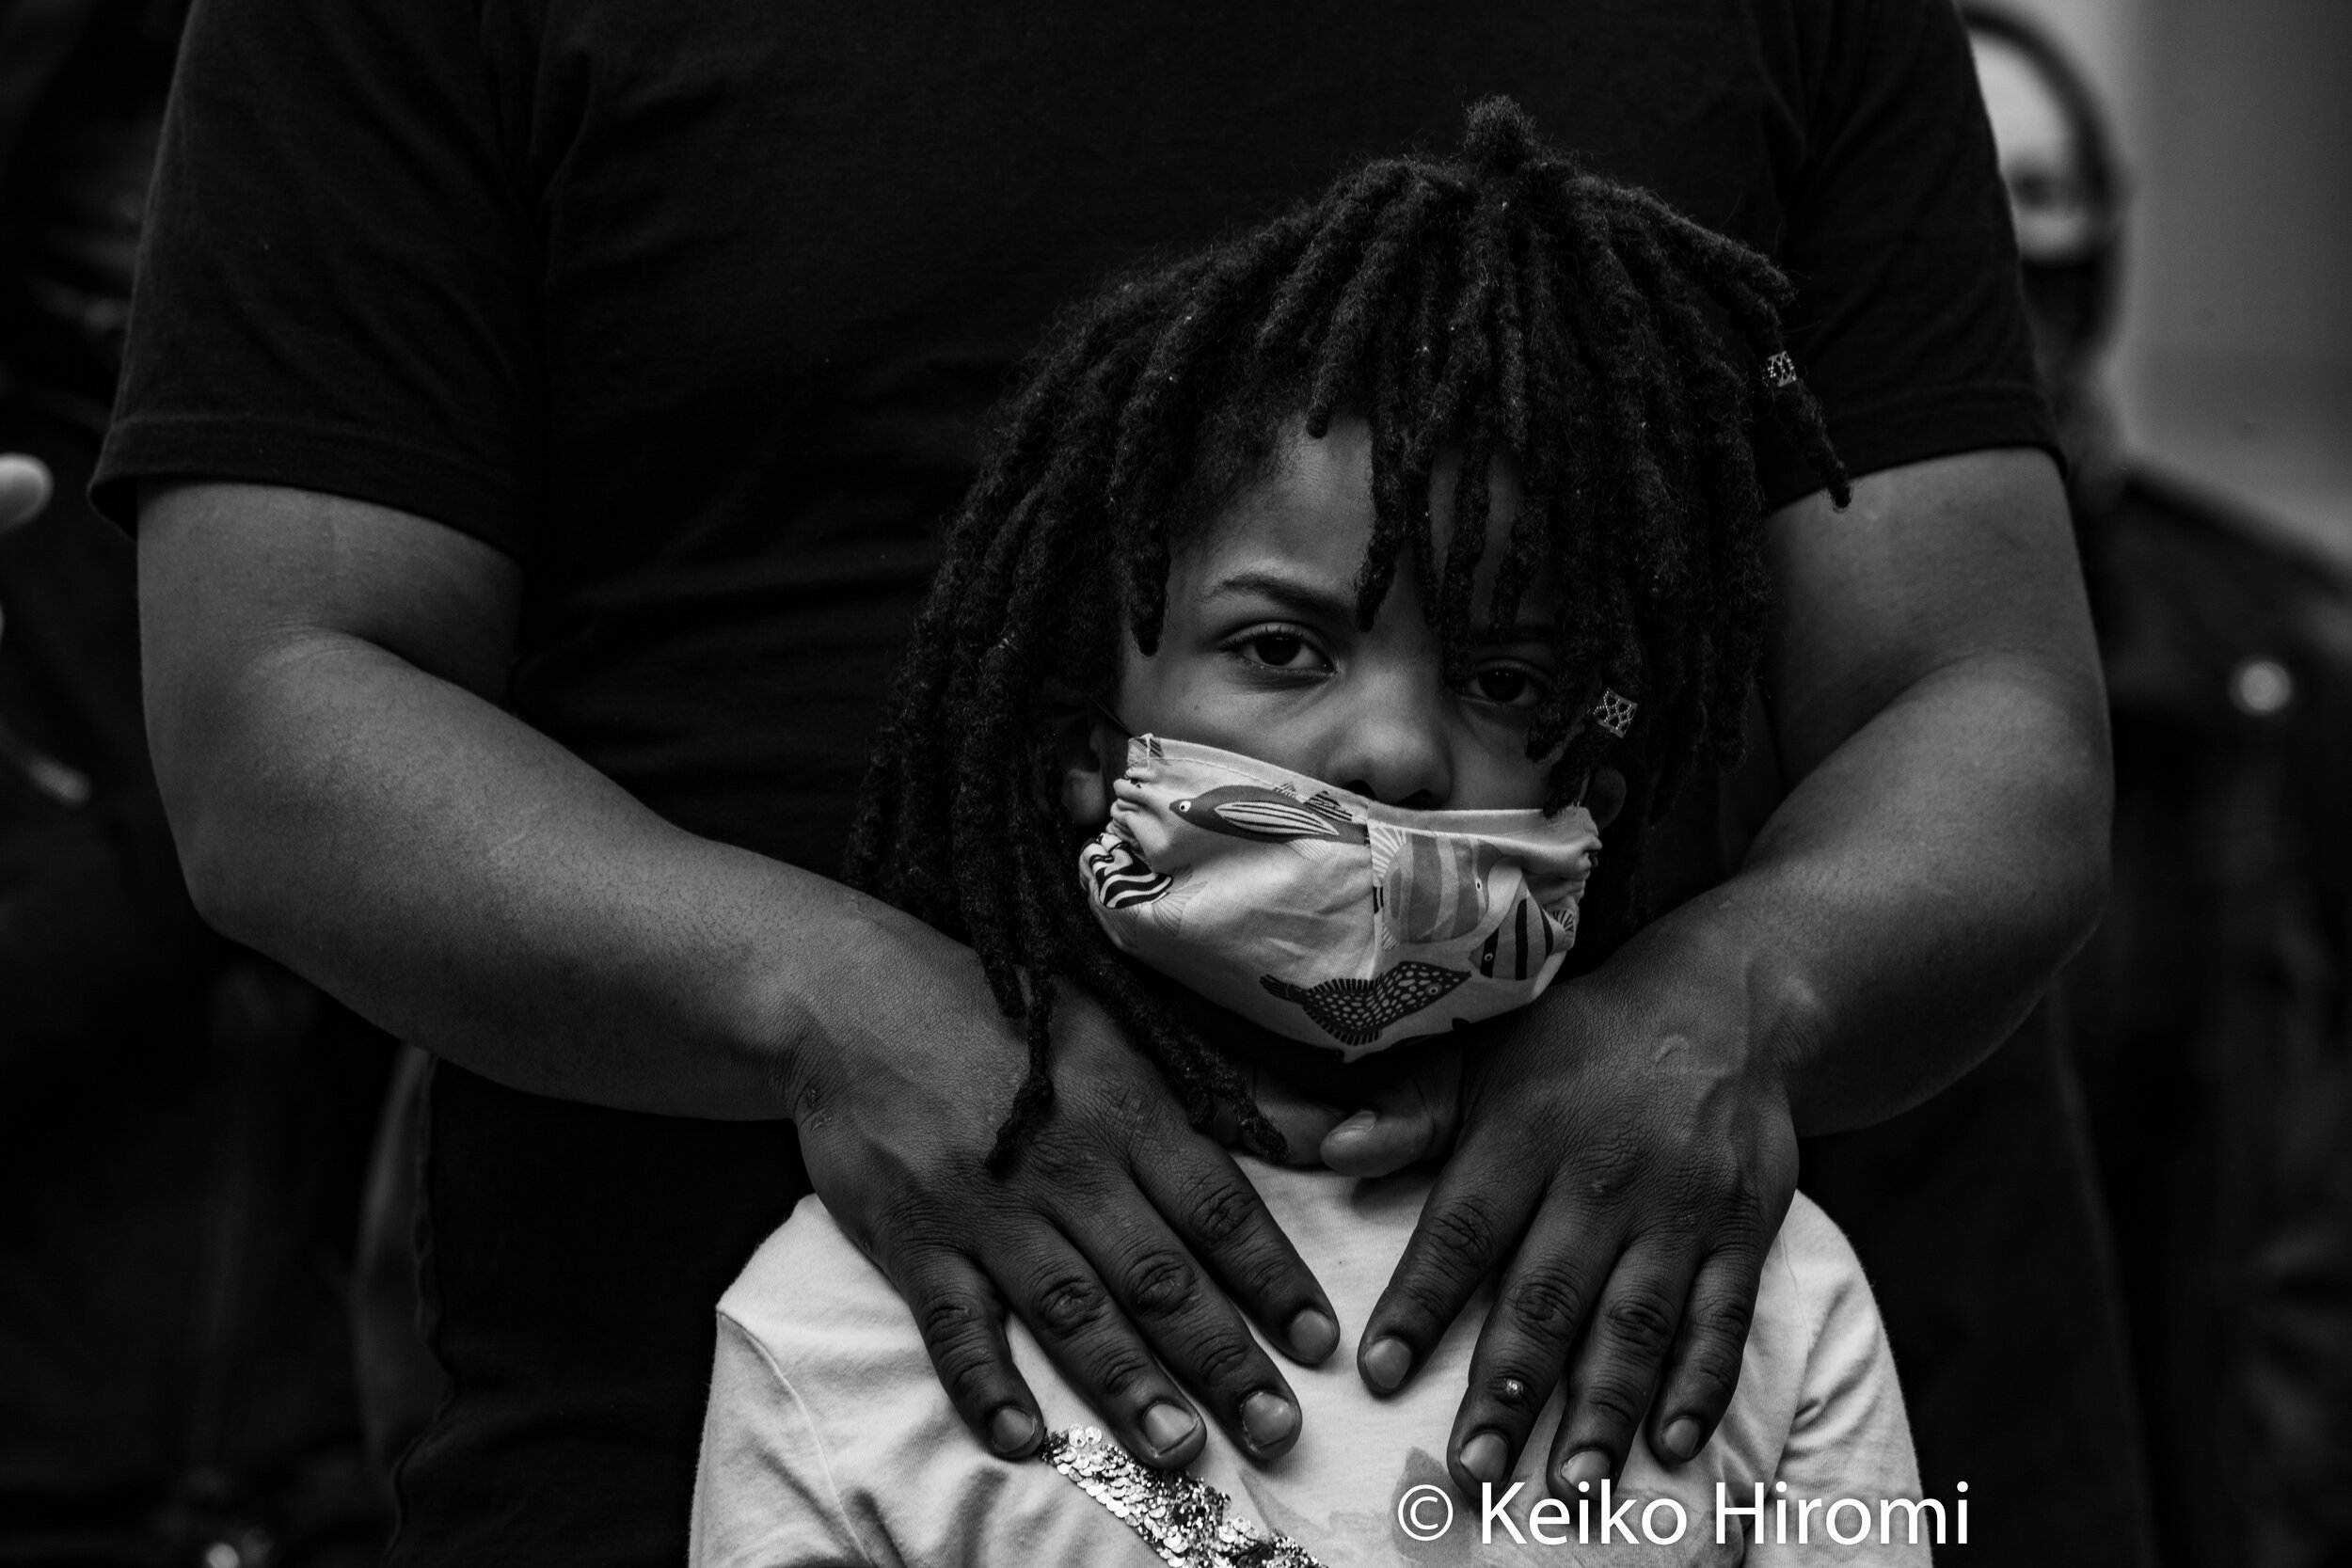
[1573,1373,1650,1433]
[1028,1271,1112,1338]
[1387,1270,1467,1332]
[913,1288,993,1350]
[1601,1291,1678,1355]
[1579,1129,1651,1204]
[1120,1250,1204,1320]
[1691,1289,1755,1342]
[1019,1133,1109,1196]
[1421,1201,1500,1267]
[1081,1347,1161,1405]
[1500,1265,1589,1337]
[1227,1247,1300,1308]
[1182,1333,1261,1390]
[1671,1337,1746,1406]
[1176,1170,1263,1253]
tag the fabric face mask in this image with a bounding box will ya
[1079,735,1601,1059]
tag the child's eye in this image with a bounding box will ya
[1465,663,1549,707]
[1234,629,1328,672]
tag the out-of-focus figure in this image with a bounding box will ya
[0,1,396,1562]
[1967,10,2352,1566]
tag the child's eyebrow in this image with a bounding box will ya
[1201,569,1358,624]
[1208,568,1560,647]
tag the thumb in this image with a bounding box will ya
[1319,1042,1464,1178]
[1210,1065,1349,1168]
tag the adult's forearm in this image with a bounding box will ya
[135,483,971,1119]
[160,628,926,1115]
[1641,648,2107,1135]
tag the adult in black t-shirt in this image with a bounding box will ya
[102,4,2127,1564]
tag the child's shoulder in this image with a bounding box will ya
[717,1194,896,1342]
[1766,1190,1883,1347]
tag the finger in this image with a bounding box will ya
[1064,1188,1310,1462]
[1645,1246,1765,1465]
[1219,1065,1347,1168]
[1134,1137,1342,1368]
[1546,1245,1698,1496]
[891,1245,1045,1460]
[1443,1204,1617,1493]
[1320,1046,1461,1177]
[0,453,54,536]
[1358,1133,1545,1399]
[995,1224,1214,1469]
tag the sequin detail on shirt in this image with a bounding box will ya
[1038,1426,1325,1567]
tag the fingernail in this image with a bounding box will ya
[1662,1417,1703,1461]
[1140,1402,1199,1455]
[1287,1308,1340,1362]
[1460,1431,1509,1485]
[987,1406,1039,1456]
[1240,1390,1298,1450]
[1560,1449,1611,1491]
[1361,1336,1412,1393]
[1332,1110,1377,1138]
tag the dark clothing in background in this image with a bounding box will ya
[2066,469,2352,1568]
[0,405,394,1568]
[93,1,2136,1563]
[0,3,396,1560]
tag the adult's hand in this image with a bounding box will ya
[1359,924,1797,1497]
[1343,449,2111,1497]
[136,479,1335,1470]
[796,961,1342,1465]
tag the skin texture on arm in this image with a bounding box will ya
[135,478,1343,1473]
[1353,447,2111,1497]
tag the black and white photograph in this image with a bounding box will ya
[1,0,2345,1563]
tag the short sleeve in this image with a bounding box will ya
[1756,1199,1932,1566]
[690,1311,871,1568]
[1755,0,2056,506]
[92,0,542,555]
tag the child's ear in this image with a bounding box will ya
[1583,766,1629,829]
[1044,680,1122,826]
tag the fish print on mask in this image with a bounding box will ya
[1082,834,1175,909]
[1084,735,1600,1057]
[1379,835,1503,943]
[1170,784,1370,845]
[1080,830,1208,935]
[1472,895,1571,981]
[1260,961,1471,1048]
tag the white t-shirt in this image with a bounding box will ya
[691,1164,1935,1567]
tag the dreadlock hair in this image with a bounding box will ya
[843,97,1848,1172]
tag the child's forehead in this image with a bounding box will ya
[1173,414,1548,617]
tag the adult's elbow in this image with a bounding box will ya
[147,709,275,947]
[2031,687,2115,972]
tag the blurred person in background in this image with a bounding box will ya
[1967,9,2352,1565]
[0,1,396,1562]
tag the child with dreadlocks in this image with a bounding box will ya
[691,101,1928,1566]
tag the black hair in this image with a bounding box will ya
[844,97,1847,1169]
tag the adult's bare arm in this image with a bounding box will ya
[1344,449,2111,1496]
[137,479,1342,1468]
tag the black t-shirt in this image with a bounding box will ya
[96,3,2052,1562]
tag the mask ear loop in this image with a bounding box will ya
[1087,696,1136,738]
[1567,688,1638,807]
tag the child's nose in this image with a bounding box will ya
[1325,676,1455,810]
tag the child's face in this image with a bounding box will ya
[1083,414,1565,816]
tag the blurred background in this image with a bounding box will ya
[1,1,2344,1565]
[1996,0,2352,569]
